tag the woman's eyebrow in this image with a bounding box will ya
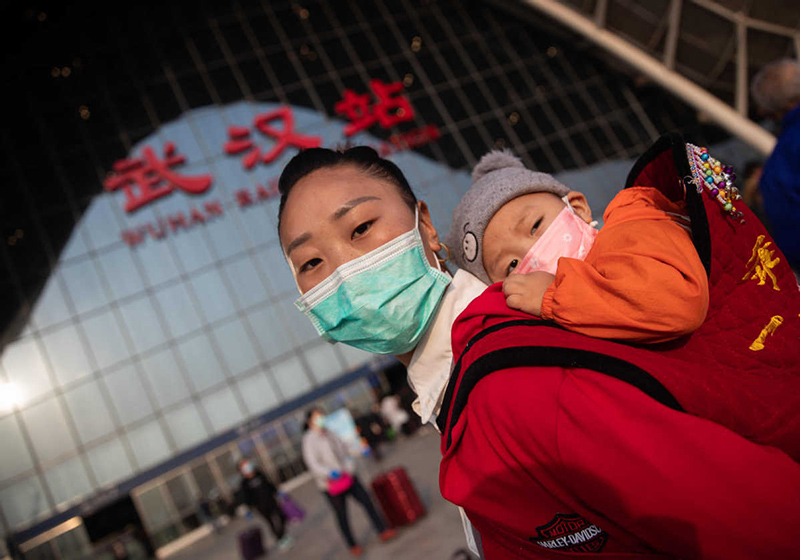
[332,196,381,220]
[285,232,312,256]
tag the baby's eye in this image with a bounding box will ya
[299,258,322,273]
[506,259,519,277]
[531,217,543,235]
[352,220,374,240]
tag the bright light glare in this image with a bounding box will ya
[0,382,24,411]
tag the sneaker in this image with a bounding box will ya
[350,545,364,556]
[379,528,398,542]
[278,536,293,552]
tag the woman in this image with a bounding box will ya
[301,406,396,556]
[279,147,487,429]
[279,147,800,559]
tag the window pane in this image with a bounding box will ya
[20,397,77,463]
[40,324,93,386]
[201,387,243,433]
[1,338,53,403]
[164,403,208,451]
[337,344,373,371]
[256,245,296,297]
[60,258,109,315]
[153,283,202,340]
[138,240,181,287]
[213,449,239,489]
[212,320,259,377]
[205,212,247,261]
[103,364,154,426]
[222,257,269,309]
[118,296,167,354]
[136,486,172,531]
[0,415,35,481]
[43,456,92,507]
[87,438,134,487]
[84,195,123,253]
[140,349,190,409]
[64,380,116,444]
[190,462,217,498]
[171,228,215,273]
[174,333,224,393]
[97,245,146,301]
[303,343,345,384]
[189,269,236,324]
[127,420,171,470]
[235,372,280,416]
[246,307,293,362]
[81,310,130,371]
[270,356,312,401]
[30,278,71,330]
[277,300,318,345]
[0,474,50,528]
[166,473,196,514]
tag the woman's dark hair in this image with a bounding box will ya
[304,406,324,432]
[277,146,417,236]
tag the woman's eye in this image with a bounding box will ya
[531,217,543,235]
[299,258,322,273]
[352,220,374,239]
[506,259,519,277]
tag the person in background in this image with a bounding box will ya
[380,393,410,435]
[237,459,293,552]
[355,404,389,460]
[751,58,800,277]
[301,407,397,556]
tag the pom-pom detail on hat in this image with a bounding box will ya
[471,149,525,182]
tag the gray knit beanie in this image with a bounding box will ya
[445,150,570,284]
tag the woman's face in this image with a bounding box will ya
[280,165,441,294]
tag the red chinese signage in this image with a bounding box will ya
[103,142,213,213]
[335,79,415,136]
[106,85,441,247]
[224,106,322,170]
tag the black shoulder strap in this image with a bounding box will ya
[439,322,683,449]
[624,131,711,276]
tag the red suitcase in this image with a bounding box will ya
[370,467,426,527]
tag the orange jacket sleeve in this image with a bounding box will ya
[540,186,708,343]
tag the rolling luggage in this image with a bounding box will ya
[371,467,425,527]
[237,525,265,559]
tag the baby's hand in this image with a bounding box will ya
[503,272,556,316]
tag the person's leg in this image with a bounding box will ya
[257,505,284,541]
[348,478,386,533]
[325,492,356,548]
[270,505,287,541]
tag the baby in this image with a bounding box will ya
[445,150,709,343]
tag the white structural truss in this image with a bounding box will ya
[518,0,800,155]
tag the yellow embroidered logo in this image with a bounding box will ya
[749,315,784,351]
[743,235,781,291]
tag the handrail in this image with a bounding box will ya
[518,0,778,156]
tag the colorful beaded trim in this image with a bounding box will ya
[686,143,745,224]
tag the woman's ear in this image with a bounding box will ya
[417,200,442,263]
[566,191,593,224]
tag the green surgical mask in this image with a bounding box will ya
[295,210,451,355]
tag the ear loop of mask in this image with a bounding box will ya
[561,195,598,228]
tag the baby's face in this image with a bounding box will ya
[483,192,583,283]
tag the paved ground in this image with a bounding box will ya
[167,428,475,560]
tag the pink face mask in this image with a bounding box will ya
[513,200,598,276]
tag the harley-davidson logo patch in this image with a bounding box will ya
[529,513,607,553]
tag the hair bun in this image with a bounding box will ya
[471,149,524,182]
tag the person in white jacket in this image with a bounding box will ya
[301,407,397,556]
